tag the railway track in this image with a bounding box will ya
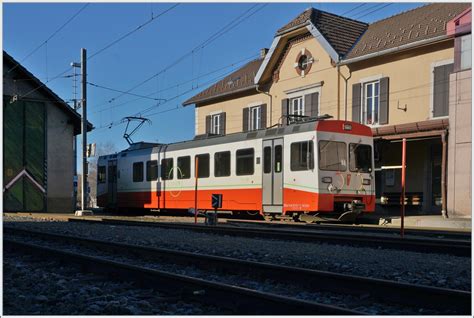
[224,219,472,240]
[68,217,471,256]
[4,226,471,315]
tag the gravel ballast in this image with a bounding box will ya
[4,215,471,293]
[3,249,222,315]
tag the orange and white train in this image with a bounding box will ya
[97,119,375,220]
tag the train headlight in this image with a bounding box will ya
[362,178,371,185]
[322,177,332,183]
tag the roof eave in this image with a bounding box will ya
[182,85,258,107]
[340,34,452,65]
[276,21,311,37]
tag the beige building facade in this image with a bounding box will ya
[183,3,472,217]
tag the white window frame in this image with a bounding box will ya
[358,74,383,127]
[290,96,304,116]
[362,80,380,126]
[429,59,454,119]
[211,113,220,134]
[249,106,261,131]
[285,84,321,121]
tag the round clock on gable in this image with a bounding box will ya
[294,48,314,77]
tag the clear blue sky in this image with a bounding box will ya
[4,2,424,154]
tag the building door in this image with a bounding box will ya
[107,160,117,207]
[262,138,283,213]
[3,98,46,212]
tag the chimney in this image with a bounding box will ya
[260,48,269,59]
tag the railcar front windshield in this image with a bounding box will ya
[349,143,372,173]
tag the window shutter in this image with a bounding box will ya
[352,83,361,123]
[219,112,226,135]
[281,98,289,125]
[433,64,454,117]
[379,77,389,125]
[205,115,211,134]
[304,92,319,117]
[260,104,267,129]
[242,107,249,132]
[454,37,461,72]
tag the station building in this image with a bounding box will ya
[183,3,472,217]
[3,51,92,213]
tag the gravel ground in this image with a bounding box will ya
[4,215,471,293]
[8,232,450,315]
[3,250,223,315]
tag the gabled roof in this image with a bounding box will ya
[182,58,263,106]
[277,8,368,57]
[3,51,93,135]
[345,3,471,60]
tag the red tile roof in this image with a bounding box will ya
[345,3,471,59]
[182,58,262,106]
[277,8,368,57]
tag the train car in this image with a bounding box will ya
[97,119,375,221]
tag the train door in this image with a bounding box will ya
[262,138,283,214]
[107,160,117,207]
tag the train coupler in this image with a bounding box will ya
[338,201,365,223]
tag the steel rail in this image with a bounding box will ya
[5,226,471,314]
[68,217,471,256]
[4,237,361,315]
[225,219,472,240]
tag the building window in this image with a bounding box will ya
[236,148,254,176]
[319,141,347,171]
[249,106,261,131]
[146,160,158,181]
[211,114,220,134]
[177,156,190,179]
[133,162,144,182]
[460,34,471,71]
[290,96,304,116]
[363,81,379,125]
[291,141,314,171]
[98,166,106,183]
[161,158,173,180]
[195,154,210,178]
[214,151,231,177]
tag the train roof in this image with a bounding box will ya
[100,119,372,159]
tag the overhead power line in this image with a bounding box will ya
[103,3,268,104]
[5,3,90,76]
[352,3,393,20]
[91,52,259,112]
[87,82,167,102]
[88,3,180,60]
[14,3,178,102]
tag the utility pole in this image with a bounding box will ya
[75,48,92,216]
[71,61,80,211]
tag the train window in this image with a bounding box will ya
[195,154,210,178]
[274,145,282,173]
[146,160,158,181]
[236,148,254,175]
[319,141,347,171]
[214,151,231,177]
[133,162,144,182]
[177,156,191,179]
[291,141,314,171]
[349,144,372,173]
[263,147,271,174]
[98,166,106,183]
[161,158,174,180]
